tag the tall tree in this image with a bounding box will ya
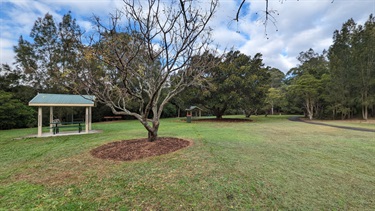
[328,15,375,120]
[264,68,285,115]
[14,12,83,92]
[267,68,285,88]
[328,19,357,119]
[187,51,269,118]
[73,0,218,141]
[287,49,329,119]
[57,12,83,79]
[352,15,375,120]
[288,74,322,120]
[239,53,270,118]
[264,87,285,115]
[190,51,243,119]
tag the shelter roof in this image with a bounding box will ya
[29,93,95,107]
[185,106,202,111]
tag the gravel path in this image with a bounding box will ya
[288,116,375,133]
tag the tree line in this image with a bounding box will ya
[174,14,375,121]
[0,2,373,142]
[285,15,375,120]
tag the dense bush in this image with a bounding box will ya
[0,91,36,129]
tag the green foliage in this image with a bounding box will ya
[186,51,270,118]
[286,49,329,119]
[264,87,286,115]
[0,91,36,129]
[14,12,82,92]
[328,15,375,120]
[161,102,177,118]
[0,64,37,104]
[285,15,375,120]
[267,68,285,88]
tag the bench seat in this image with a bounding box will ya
[50,122,84,134]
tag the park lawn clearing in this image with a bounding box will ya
[0,115,374,210]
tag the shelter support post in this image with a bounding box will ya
[89,107,92,130]
[49,107,53,134]
[38,107,42,137]
[85,107,89,133]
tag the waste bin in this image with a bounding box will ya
[186,114,192,123]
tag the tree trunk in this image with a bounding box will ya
[141,120,160,142]
[308,113,313,120]
[305,98,314,120]
[362,91,368,120]
[212,105,226,119]
[362,105,368,121]
[148,130,158,142]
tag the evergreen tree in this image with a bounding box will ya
[14,12,83,92]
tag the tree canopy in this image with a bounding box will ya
[179,51,270,118]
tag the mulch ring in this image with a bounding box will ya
[91,137,192,161]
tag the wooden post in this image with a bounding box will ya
[85,107,89,133]
[88,107,92,130]
[38,107,42,137]
[49,106,53,134]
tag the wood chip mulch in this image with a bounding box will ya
[90,137,191,161]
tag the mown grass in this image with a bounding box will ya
[1,115,374,210]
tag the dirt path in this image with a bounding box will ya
[288,116,375,133]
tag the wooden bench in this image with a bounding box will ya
[103,116,122,121]
[50,122,84,134]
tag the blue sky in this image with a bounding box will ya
[1,0,374,73]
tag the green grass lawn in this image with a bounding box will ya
[1,115,374,210]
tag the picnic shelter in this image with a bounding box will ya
[185,106,202,117]
[29,93,95,137]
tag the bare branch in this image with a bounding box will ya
[73,0,219,141]
[234,0,246,22]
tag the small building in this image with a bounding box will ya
[29,93,95,137]
[185,106,202,117]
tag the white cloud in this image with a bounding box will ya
[0,38,15,65]
[0,0,374,72]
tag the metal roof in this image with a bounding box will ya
[185,106,202,111]
[29,93,95,107]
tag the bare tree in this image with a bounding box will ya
[74,0,218,141]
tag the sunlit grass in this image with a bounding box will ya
[1,115,374,210]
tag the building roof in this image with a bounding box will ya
[185,106,202,111]
[29,93,95,107]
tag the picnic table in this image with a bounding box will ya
[50,119,84,134]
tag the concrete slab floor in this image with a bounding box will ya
[26,130,102,138]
